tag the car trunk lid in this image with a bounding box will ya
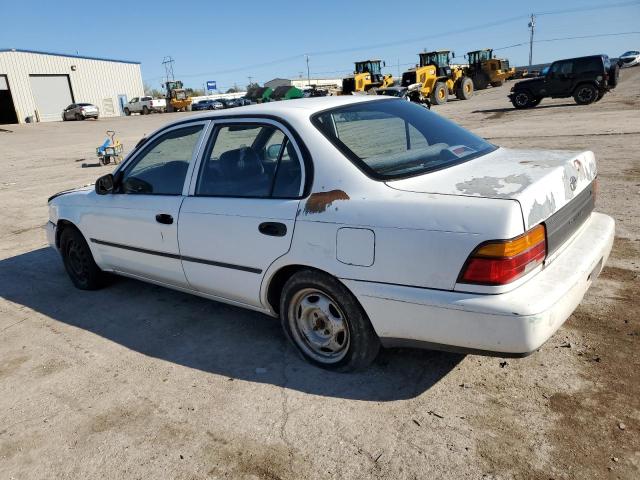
[386,147,597,230]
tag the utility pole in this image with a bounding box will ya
[162,56,175,85]
[305,54,311,86]
[247,76,253,88]
[528,14,536,67]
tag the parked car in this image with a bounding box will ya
[46,96,614,371]
[62,103,99,121]
[509,54,619,108]
[619,50,640,68]
[124,96,166,115]
[192,99,224,111]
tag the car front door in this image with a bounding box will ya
[86,121,209,287]
[178,119,306,307]
[546,60,574,96]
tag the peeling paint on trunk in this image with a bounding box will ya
[303,190,350,214]
[455,174,531,197]
[528,194,557,227]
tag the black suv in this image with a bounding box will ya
[509,55,619,109]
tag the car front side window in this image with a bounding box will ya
[119,124,204,195]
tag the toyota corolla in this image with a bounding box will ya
[46,96,614,371]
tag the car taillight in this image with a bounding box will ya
[459,224,547,285]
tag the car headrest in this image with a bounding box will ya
[219,147,263,178]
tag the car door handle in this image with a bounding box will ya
[259,222,287,237]
[155,213,173,225]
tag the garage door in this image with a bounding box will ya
[29,75,73,122]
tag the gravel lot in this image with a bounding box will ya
[1,68,639,480]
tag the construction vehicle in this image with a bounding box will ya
[342,60,394,95]
[398,50,473,105]
[464,49,516,90]
[163,80,192,112]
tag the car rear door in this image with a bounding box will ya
[86,121,209,287]
[178,119,306,308]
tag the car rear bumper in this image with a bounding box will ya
[343,212,615,356]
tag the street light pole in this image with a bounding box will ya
[305,55,311,87]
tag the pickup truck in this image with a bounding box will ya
[124,96,166,115]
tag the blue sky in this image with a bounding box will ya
[2,0,639,92]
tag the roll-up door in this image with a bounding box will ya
[29,75,74,122]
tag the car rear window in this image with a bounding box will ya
[312,99,495,179]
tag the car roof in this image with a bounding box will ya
[188,95,388,121]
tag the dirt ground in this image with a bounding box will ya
[1,68,639,480]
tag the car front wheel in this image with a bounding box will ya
[280,270,380,371]
[511,91,534,109]
[60,227,106,290]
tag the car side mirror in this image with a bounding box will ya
[266,143,282,161]
[95,174,114,195]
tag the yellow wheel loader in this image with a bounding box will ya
[341,60,394,95]
[399,50,473,105]
[164,80,192,112]
[465,49,516,90]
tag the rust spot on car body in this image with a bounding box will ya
[303,190,350,214]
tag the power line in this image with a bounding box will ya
[493,31,640,52]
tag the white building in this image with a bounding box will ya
[264,77,343,90]
[0,49,144,124]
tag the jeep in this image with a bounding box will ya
[509,55,619,109]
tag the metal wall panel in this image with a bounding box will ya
[0,50,144,123]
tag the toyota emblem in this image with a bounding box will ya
[569,176,578,191]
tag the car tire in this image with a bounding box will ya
[59,226,106,290]
[473,72,490,90]
[74,113,82,121]
[529,97,542,107]
[124,108,131,116]
[142,106,149,115]
[431,82,448,105]
[511,91,535,109]
[573,84,598,105]
[280,270,380,371]
[455,76,473,100]
[595,91,605,102]
[608,63,620,88]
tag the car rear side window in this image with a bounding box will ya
[312,100,495,179]
[196,124,302,198]
[120,124,204,195]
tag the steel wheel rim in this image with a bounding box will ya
[578,87,594,102]
[438,88,445,100]
[288,288,350,364]
[67,240,86,277]
[465,83,471,93]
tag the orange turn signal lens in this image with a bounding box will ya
[474,224,546,258]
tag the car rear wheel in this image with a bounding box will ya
[511,91,534,109]
[142,106,149,115]
[74,113,82,121]
[280,270,380,371]
[60,227,106,290]
[124,108,131,116]
[573,84,598,105]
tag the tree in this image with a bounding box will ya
[226,87,238,93]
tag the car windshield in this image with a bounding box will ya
[312,99,496,179]
[622,51,639,56]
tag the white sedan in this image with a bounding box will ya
[619,50,640,68]
[46,96,614,371]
